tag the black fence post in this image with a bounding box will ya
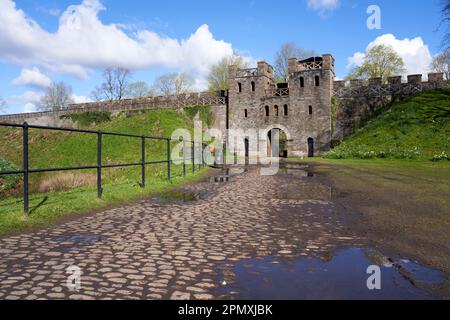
[167,138,171,180]
[203,144,207,168]
[192,142,195,173]
[23,122,29,215]
[97,131,102,199]
[141,136,146,187]
[182,139,186,177]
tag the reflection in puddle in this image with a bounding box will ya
[278,164,314,177]
[215,247,445,300]
[149,191,202,204]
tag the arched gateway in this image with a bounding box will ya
[267,128,288,158]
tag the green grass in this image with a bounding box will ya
[327,89,450,160]
[0,107,210,235]
[291,157,450,180]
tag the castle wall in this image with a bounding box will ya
[332,73,450,142]
[0,92,226,126]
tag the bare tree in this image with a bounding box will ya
[207,55,249,91]
[39,81,74,111]
[154,72,194,97]
[439,0,450,50]
[91,67,131,101]
[127,81,155,98]
[0,97,6,113]
[274,42,315,82]
[431,50,450,80]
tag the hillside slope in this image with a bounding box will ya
[327,89,450,160]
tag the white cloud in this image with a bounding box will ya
[23,102,37,113]
[307,0,340,14]
[347,34,433,77]
[0,0,235,81]
[71,94,92,103]
[7,90,91,114]
[12,67,52,87]
[8,90,42,114]
[19,91,42,103]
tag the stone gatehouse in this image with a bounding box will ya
[228,55,334,157]
[227,54,450,157]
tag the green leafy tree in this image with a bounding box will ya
[207,55,249,91]
[347,45,406,82]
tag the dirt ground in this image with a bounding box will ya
[307,160,450,296]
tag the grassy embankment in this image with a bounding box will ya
[327,89,450,161]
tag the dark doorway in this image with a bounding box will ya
[244,138,249,158]
[268,129,288,158]
[307,138,314,157]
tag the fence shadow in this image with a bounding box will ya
[29,196,49,215]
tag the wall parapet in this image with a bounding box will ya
[0,91,226,124]
[333,73,449,99]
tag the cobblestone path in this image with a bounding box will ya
[0,164,362,300]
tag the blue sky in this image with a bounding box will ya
[0,0,447,114]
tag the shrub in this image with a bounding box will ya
[0,159,21,196]
[38,173,97,193]
[60,112,112,127]
[324,146,422,160]
[431,152,450,162]
[183,105,212,127]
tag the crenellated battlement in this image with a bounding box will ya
[331,72,450,143]
[333,73,449,98]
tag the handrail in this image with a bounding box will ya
[0,122,207,214]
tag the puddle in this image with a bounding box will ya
[54,233,104,253]
[277,164,314,177]
[214,247,445,300]
[149,191,202,205]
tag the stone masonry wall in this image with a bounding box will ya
[332,73,450,142]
